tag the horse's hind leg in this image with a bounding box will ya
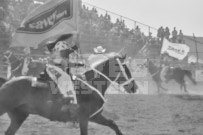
[90,113,123,135]
[179,80,187,92]
[5,108,28,135]
[180,84,183,91]
[157,82,167,92]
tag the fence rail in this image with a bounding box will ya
[82,2,158,35]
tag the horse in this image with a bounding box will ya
[2,51,46,78]
[145,59,196,92]
[0,53,137,135]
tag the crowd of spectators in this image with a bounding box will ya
[79,5,185,49]
[157,26,185,44]
[79,5,158,50]
[0,3,187,58]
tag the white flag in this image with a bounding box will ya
[161,38,190,60]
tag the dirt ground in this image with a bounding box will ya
[1,80,203,135]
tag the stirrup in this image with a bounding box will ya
[72,75,77,80]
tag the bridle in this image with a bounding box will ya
[115,58,135,86]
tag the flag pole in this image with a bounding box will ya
[193,33,199,63]
[75,0,86,70]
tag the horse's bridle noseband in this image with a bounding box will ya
[115,58,134,86]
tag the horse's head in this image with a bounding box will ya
[114,54,137,93]
[96,53,137,93]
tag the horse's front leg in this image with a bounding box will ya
[90,113,123,135]
[182,83,187,92]
[79,114,89,135]
[156,82,167,92]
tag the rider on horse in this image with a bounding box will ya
[41,34,83,117]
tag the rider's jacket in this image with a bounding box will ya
[40,41,82,80]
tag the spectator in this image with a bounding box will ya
[157,26,162,39]
[157,26,164,44]
[147,32,153,45]
[172,27,178,43]
[164,27,170,40]
[177,30,184,43]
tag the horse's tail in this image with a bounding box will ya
[183,70,197,85]
[0,77,7,88]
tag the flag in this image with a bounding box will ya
[161,38,190,60]
[10,0,79,49]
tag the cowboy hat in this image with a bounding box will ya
[46,34,72,52]
[94,46,106,54]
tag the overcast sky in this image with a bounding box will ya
[82,0,203,37]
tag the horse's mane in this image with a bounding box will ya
[4,76,32,84]
[105,52,121,59]
[2,76,48,88]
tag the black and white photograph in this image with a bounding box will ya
[0,0,203,135]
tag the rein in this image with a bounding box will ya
[116,58,135,87]
[10,63,23,73]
